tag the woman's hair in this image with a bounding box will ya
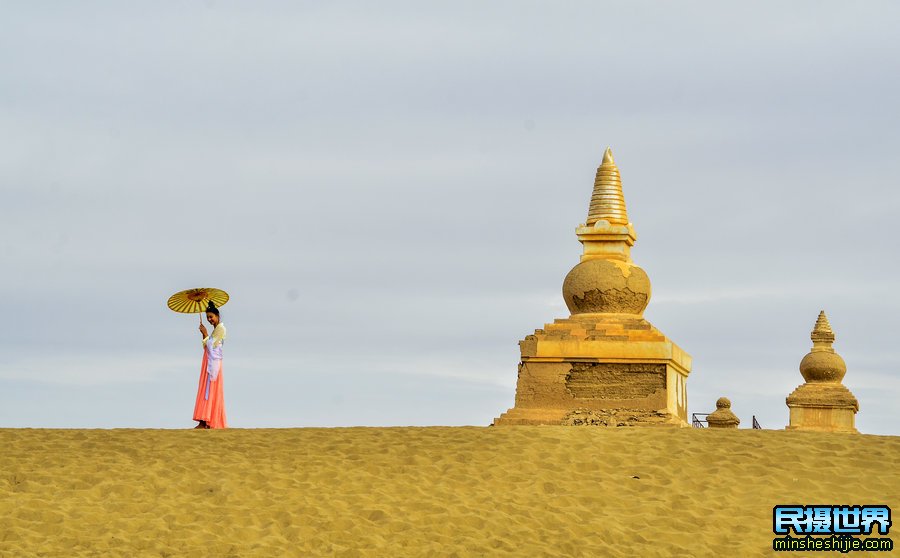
[206,301,220,316]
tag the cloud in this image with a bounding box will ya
[0,354,191,386]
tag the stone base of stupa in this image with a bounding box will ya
[493,314,691,427]
[785,383,859,433]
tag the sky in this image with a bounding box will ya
[1,1,898,434]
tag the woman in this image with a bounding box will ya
[193,301,228,429]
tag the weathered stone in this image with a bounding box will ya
[563,259,650,315]
[560,408,674,427]
[565,363,666,399]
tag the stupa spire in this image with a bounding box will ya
[587,147,629,226]
[811,310,835,351]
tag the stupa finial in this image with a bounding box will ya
[602,146,615,165]
[587,147,628,226]
[811,310,835,351]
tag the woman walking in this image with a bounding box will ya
[193,301,228,429]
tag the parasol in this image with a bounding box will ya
[167,287,230,323]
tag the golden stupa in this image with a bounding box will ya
[494,149,692,426]
[786,311,859,433]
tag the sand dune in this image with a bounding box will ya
[1,427,897,557]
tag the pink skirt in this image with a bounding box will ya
[193,349,227,429]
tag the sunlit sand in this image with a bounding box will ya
[2,427,897,556]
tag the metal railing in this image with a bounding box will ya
[691,413,709,428]
[693,412,762,429]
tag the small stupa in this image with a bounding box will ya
[706,397,740,429]
[494,148,692,427]
[786,311,859,433]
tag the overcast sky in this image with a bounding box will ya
[1,2,898,434]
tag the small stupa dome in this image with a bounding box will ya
[707,396,740,428]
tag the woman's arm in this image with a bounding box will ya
[211,324,226,348]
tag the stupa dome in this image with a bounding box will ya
[563,259,650,315]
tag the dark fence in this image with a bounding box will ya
[691,413,709,428]
[693,412,761,429]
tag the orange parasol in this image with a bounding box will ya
[167,287,230,323]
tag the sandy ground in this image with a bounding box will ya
[1,426,897,557]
